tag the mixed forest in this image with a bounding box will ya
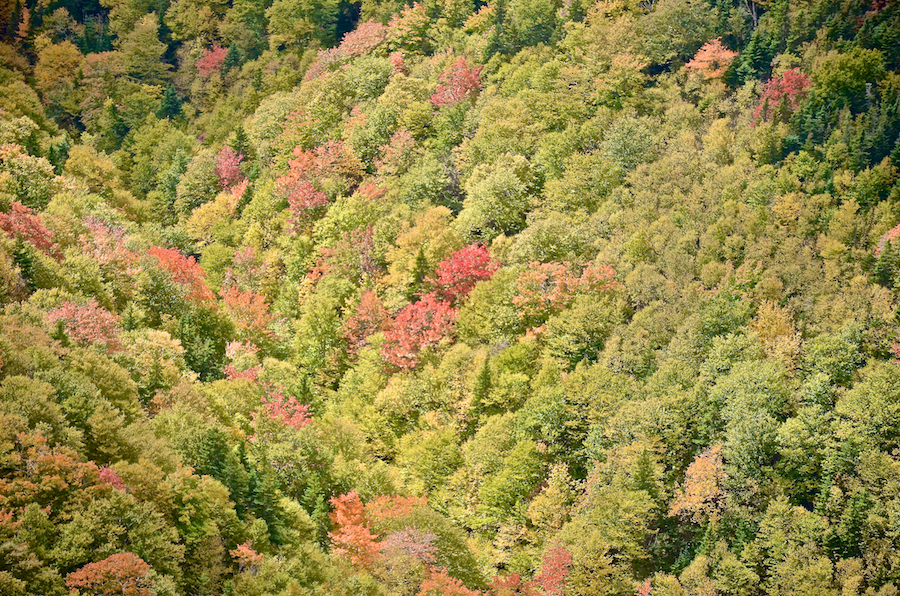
[2,0,900,594]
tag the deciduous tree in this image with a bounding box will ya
[65,553,154,596]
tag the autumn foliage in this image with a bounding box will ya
[685,38,738,80]
[490,573,540,596]
[0,431,102,513]
[197,45,228,77]
[430,57,483,107]
[0,200,61,259]
[513,262,618,328]
[343,290,391,354]
[876,223,900,257]
[753,68,811,124]
[78,217,138,268]
[418,567,482,596]
[668,445,727,523]
[219,285,274,336]
[532,545,572,596]
[215,145,244,189]
[98,466,128,491]
[382,294,458,369]
[427,244,499,303]
[147,246,216,303]
[382,528,439,564]
[258,389,312,430]
[65,553,154,596]
[365,494,428,525]
[230,542,264,572]
[329,490,382,568]
[46,299,122,352]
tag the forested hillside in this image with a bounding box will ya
[2,0,900,594]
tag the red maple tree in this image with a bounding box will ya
[418,567,482,596]
[427,244,499,304]
[343,290,391,355]
[98,466,128,491]
[230,542,264,573]
[223,364,261,381]
[197,45,227,77]
[876,223,900,256]
[532,545,572,596]
[46,299,122,352]
[490,573,540,596]
[286,181,329,231]
[147,246,215,303]
[219,285,274,337]
[215,145,244,189]
[65,553,154,596]
[337,20,387,58]
[382,294,458,370]
[430,57,483,107]
[752,68,811,124]
[636,579,653,596]
[258,389,311,430]
[390,51,406,75]
[0,200,61,260]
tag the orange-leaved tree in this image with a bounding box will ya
[65,553,154,596]
[329,491,382,568]
[668,444,727,524]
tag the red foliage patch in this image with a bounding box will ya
[685,38,737,80]
[219,285,274,336]
[513,261,618,328]
[532,545,572,596]
[197,45,227,77]
[147,246,215,303]
[427,244,499,304]
[752,68,811,124]
[382,294,458,370]
[418,567,482,596]
[430,57,482,107]
[259,389,311,430]
[0,200,61,260]
[215,145,244,190]
[876,223,900,256]
[338,20,388,58]
[343,290,391,355]
[46,299,122,352]
[304,21,388,80]
[98,466,128,491]
[230,542,264,573]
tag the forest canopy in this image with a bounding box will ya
[2,0,900,594]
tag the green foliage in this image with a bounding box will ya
[4,0,900,594]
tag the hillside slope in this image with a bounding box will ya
[2,0,900,594]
